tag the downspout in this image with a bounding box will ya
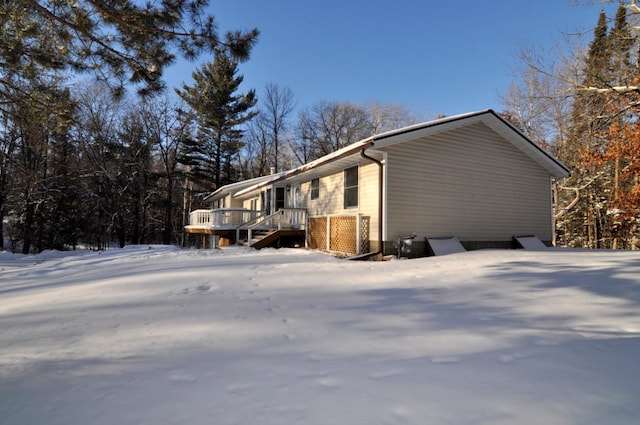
[360,146,384,257]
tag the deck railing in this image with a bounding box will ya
[188,208,307,231]
[252,208,307,231]
[247,208,307,243]
[187,208,260,229]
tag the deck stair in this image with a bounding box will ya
[239,208,307,249]
[244,228,273,247]
[247,229,305,249]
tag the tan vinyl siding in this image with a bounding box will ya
[228,195,243,208]
[302,161,380,242]
[211,194,237,209]
[212,194,242,209]
[303,171,342,215]
[241,196,260,211]
[383,122,553,242]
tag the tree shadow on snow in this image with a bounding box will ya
[485,255,640,309]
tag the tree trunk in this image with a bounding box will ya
[163,183,174,245]
[22,200,35,254]
[116,213,126,248]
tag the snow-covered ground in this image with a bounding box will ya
[1,245,639,425]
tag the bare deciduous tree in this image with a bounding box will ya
[262,83,295,173]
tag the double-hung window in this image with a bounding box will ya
[310,178,320,200]
[343,166,358,208]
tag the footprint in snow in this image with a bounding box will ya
[197,284,211,292]
[181,284,214,294]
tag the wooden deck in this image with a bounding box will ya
[185,208,307,248]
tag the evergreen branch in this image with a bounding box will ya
[85,0,223,48]
[26,1,140,69]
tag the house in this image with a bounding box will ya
[185,109,570,257]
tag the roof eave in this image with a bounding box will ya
[233,139,375,198]
[372,109,570,180]
[207,109,571,201]
[485,112,571,179]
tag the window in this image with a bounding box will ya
[264,189,272,214]
[343,166,358,208]
[275,187,285,211]
[310,178,320,200]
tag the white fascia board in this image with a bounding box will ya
[481,113,570,179]
[371,111,489,149]
[212,110,570,202]
[289,139,374,173]
[231,173,287,199]
[373,110,490,141]
[203,173,286,201]
[372,109,570,180]
[234,139,374,198]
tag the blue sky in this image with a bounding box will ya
[165,0,619,118]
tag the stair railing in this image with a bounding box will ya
[247,210,284,243]
[235,212,266,244]
[246,208,307,245]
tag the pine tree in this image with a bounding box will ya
[0,1,259,251]
[559,5,640,249]
[176,53,257,190]
[0,0,259,96]
[569,9,612,156]
[6,79,72,253]
[578,5,640,249]
[38,87,82,251]
[609,5,636,88]
[557,9,613,248]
